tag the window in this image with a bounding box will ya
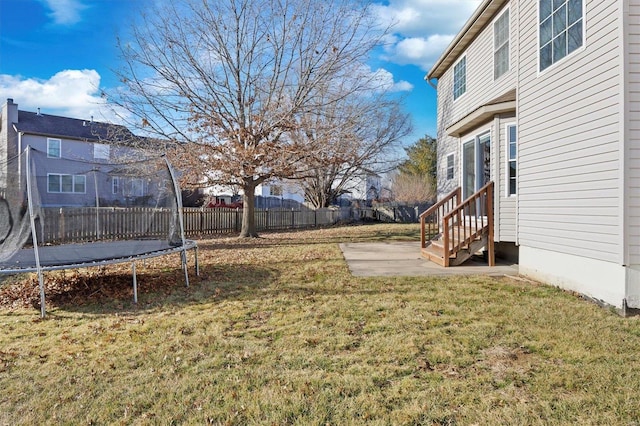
[539,0,583,72]
[270,185,283,197]
[462,132,491,200]
[506,124,517,196]
[129,178,144,197]
[74,175,86,193]
[47,174,86,193]
[446,153,455,180]
[453,56,466,100]
[94,143,110,160]
[494,9,510,79]
[47,138,61,158]
[112,177,120,194]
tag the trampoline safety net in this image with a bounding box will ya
[0,146,186,272]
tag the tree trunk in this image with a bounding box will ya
[240,182,259,238]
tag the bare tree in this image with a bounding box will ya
[291,89,411,208]
[390,171,435,203]
[111,0,387,237]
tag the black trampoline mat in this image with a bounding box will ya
[0,239,196,273]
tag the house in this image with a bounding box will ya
[424,0,640,311]
[0,99,156,207]
[255,181,305,206]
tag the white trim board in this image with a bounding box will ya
[519,245,627,309]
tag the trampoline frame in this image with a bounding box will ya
[0,146,199,318]
[0,240,199,274]
[0,240,200,303]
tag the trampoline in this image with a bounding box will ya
[0,240,197,272]
[0,146,198,317]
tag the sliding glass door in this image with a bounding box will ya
[462,132,491,200]
[462,140,475,200]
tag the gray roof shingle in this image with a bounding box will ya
[13,110,135,143]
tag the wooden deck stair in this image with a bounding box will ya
[420,182,495,267]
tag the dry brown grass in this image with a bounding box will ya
[1,223,640,425]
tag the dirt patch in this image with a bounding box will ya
[479,345,533,381]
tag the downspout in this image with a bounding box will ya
[17,130,23,156]
[15,128,23,177]
[426,77,438,91]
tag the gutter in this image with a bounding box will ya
[426,0,498,81]
[12,127,100,143]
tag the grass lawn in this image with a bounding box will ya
[1,223,640,425]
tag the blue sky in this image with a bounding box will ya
[0,0,480,146]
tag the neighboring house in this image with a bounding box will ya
[364,173,382,203]
[255,180,305,204]
[0,99,154,207]
[425,0,640,311]
[341,173,382,206]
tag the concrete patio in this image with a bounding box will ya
[339,241,519,277]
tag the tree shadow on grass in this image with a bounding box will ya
[0,263,278,317]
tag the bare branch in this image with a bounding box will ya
[110,0,389,236]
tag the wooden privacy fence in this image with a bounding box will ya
[40,207,175,244]
[38,207,356,244]
[182,207,357,234]
[36,205,426,244]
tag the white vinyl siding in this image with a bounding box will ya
[435,3,518,200]
[518,0,621,262]
[628,1,640,264]
[539,0,584,72]
[94,143,110,160]
[494,8,510,79]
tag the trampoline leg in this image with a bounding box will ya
[132,262,138,304]
[194,246,200,277]
[37,270,46,319]
[182,250,189,288]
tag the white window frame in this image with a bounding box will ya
[47,138,61,158]
[538,0,586,74]
[47,173,86,194]
[453,55,467,101]
[112,176,120,194]
[493,7,510,80]
[505,123,517,197]
[446,153,455,180]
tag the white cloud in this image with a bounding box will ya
[383,34,455,70]
[370,68,414,92]
[392,80,415,92]
[39,0,87,25]
[374,0,482,71]
[346,64,414,93]
[0,70,126,123]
